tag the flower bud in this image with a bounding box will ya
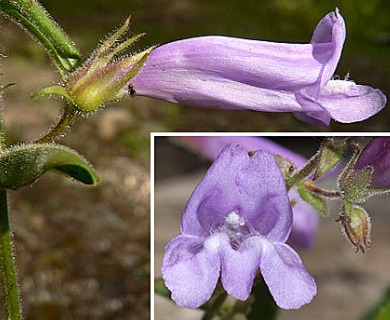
[65,18,152,112]
[337,203,371,253]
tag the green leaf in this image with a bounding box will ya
[297,182,328,216]
[361,287,390,320]
[0,143,98,190]
[0,0,81,74]
[247,280,278,320]
[374,302,390,320]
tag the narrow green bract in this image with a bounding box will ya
[314,138,347,180]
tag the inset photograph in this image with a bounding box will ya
[153,135,390,320]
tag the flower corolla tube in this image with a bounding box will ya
[131,9,386,126]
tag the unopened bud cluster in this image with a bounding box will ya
[34,18,153,114]
[336,138,390,252]
[67,18,152,113]
[285,137,390,253]
[336,203,371,253]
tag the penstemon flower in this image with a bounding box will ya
[354,137,390,189]
[131,9,386,126]
[334,137,390,252]
[162,144,316,309]
[338,137,390,205]
[175,136,318,249]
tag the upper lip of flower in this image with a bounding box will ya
[175,135,319,249]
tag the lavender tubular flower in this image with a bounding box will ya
[131,9,386,126]
[354,137,390,189]
[162,144,316,309]
[176,136,318,249]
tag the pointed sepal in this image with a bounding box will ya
[314,138,347,180]
[65,17,154,113]
[32,85,74,103]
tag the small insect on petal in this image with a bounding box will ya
[128,83,136,97]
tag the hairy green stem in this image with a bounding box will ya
[0,0,81,76]
[0,191,22,320]
[0,97,4,152]
[286,151,321,190]
[339,141,362,183]
[302,181,341,198]
[35,105,76,143]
